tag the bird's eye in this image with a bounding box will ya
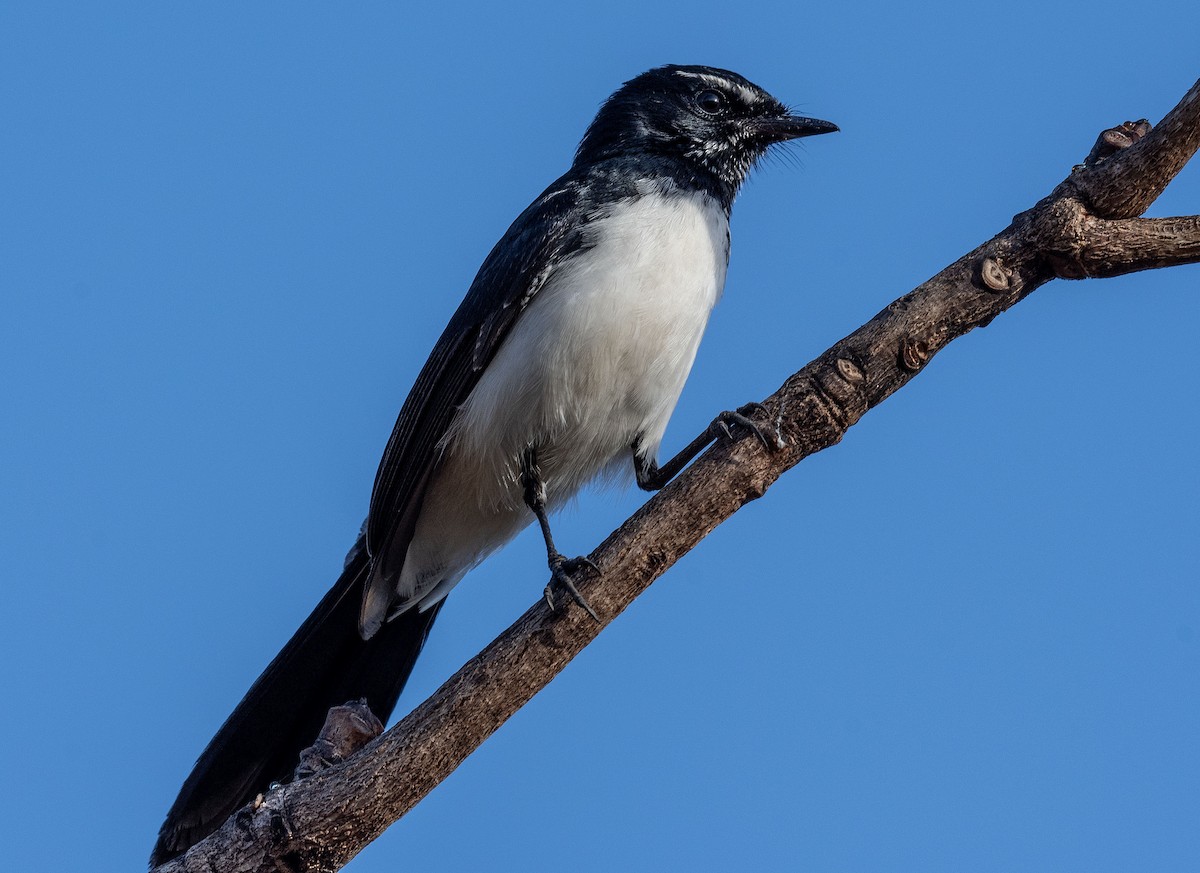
[696,89,727,116]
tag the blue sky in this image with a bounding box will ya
[2,3,1198,871]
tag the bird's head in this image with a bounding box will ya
[575,64,837,195]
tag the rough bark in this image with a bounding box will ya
[155,78,1200,873]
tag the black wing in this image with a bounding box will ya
[361,174,595,628]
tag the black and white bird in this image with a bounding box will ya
[152,64,836,864]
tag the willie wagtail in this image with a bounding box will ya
[152,64,836,864]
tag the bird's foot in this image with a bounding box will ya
[543,554,601,623]
[712,402,783,451]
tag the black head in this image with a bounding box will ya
[575,65,837,197]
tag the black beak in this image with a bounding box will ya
[749,114,839,143]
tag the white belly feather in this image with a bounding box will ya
[396,189,729,611]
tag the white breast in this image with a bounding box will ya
[393,188,730,611]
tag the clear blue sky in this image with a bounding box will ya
[2,3,1198,871]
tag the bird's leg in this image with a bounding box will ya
[633,402,781,492]
[521,448,601,623]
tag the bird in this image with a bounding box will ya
[151,63,836,865]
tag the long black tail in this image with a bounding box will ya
[151,537,442,865]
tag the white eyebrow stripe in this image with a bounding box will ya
[672,70,763,106]
[733,83,759,105]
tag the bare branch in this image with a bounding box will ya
[1061,79,1200,218]
[1070,215,1200,278]
[155,78,1200,873]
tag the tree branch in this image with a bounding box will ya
[156,77,1200,873]
[1070,215,1200,278]
[1064,80,1200,217]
